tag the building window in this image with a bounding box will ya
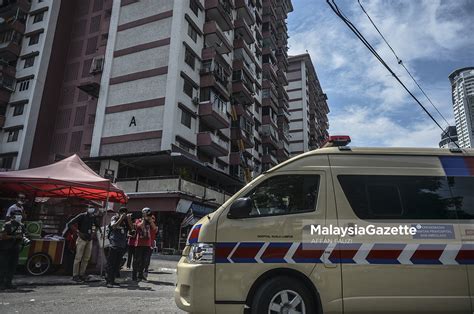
[1,156,13,169]
[16,79,31,92]
[13,103,25,116]
[28,33,40,46]
[33,12,44,23]
[183,77,194,98]
[7,129,19,142]
[181,109,192,128]
[24,56,35,68]
[190,0,199,16]
[184,47,196,70]
[187,22,198,42]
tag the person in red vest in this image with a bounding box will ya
[132,208,157,282]
[143,215,157,279]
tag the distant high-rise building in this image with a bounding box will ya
[439,126,459,149]
[0,0,61,171]
[286,53,329,156]
[449,67,474,148]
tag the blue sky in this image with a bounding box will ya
[287,0,474,147]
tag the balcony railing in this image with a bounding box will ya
[116,175,232,205]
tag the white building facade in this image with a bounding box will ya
[449,67,474,148]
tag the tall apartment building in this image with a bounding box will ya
[286,53,329,155]
[0,0,61,170]
[449,67,474,148]
[0,0,113,170]
[0,0,294,250]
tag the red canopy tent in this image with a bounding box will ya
[0,154,127,203]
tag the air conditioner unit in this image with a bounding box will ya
[89,56,105,74]
[192,97,200,106]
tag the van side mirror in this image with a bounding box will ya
[228,197,252,219]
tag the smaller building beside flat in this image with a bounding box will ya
[439,126,459,149]
[286,54,329,156]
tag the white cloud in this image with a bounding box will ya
[288,0,474,147]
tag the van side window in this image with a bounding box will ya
[448,177,474,219]
[338,175,457,220]
[245,175,320,217]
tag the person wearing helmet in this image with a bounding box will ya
[132,207,157,282]
[63,205,102,282]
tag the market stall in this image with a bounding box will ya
[0,154,127,275]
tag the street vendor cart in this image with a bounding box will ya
[0,154,128,276]
[0,220,65,275]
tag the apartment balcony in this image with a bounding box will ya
[235,0,256,26]
[232,103,253,122]
[0,37,21,61]
[197,132,229,157]
[198,100,229,129]
[260,124,279,149]
[200,62,231,101]
[231,127,254,148]
[276,141,290,161]
[116,176,232,205]
[0,0,31,17]
[262,153,278,166]
[203,21,233,54]
[234,18,255,45]
[277,68,288,86]
[233,59,256,80]
[234,38,257,65]
[0,74,15,103]
[0,18,26,34]
[232,70,255,106]
[0,62,15,78]
[205,0,234,31]
[201,46,232,70]
[262,114,278,129]
[263,63,278,84]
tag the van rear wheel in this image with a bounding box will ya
[251,276,315,314]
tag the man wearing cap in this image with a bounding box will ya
[0,211,26,290]
[106,206,133,288]
[63,206,102,282]
[132,207,157,281]
[5,193,27,220]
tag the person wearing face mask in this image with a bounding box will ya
[5,193,27,220]
[0,211,26,290]
[63,205,102,282]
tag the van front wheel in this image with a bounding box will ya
[251,276,315,314]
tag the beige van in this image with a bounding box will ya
[175,147,474,314]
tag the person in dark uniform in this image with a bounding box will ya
[0,211,27,290]
[106,206,132,288]
[63,206,101,282]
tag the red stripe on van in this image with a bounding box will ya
[410,248,444,262]
[232,246,261,259]
[261,246,290,260]
[466,157,474,175]
[293,244,326,261]
[366,248,403,261]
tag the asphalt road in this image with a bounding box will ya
[0,258,185,314]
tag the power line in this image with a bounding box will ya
[357,0,451,127]
[326,0,461,149]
